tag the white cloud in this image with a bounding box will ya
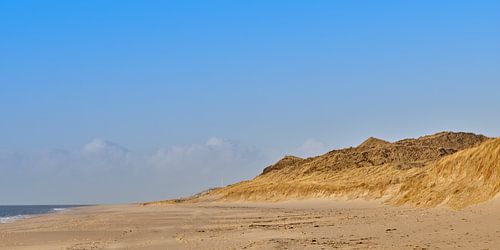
[205,137,225,146]
[0,137,266,204]
[151,137,263,182]
[293,138,327,158]
[82,138,129,158]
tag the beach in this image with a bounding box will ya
[1,199,500,249]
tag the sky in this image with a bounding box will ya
[1,0,499,204]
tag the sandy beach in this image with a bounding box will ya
[2,0,499,249]
[1,199,500,249]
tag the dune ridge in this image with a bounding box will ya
[148,132,500,209]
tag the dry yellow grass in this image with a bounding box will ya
[147,132,499,209]
[206,164,421,201]
[389,138,500,209]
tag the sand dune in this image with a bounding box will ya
[149,132,500,209]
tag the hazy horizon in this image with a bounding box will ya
[1,1,500,204]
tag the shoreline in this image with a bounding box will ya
[0,205,93,225]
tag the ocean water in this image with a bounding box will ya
[0,205,83,223]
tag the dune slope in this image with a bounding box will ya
[389,138,500,209]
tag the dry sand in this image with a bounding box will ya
[2,198,500,249]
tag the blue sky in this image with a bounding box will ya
[1,1,499,204]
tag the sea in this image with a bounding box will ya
[0,205,85,224]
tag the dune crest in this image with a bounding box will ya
[358,137,391,148]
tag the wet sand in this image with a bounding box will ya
[1,199,500,249]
